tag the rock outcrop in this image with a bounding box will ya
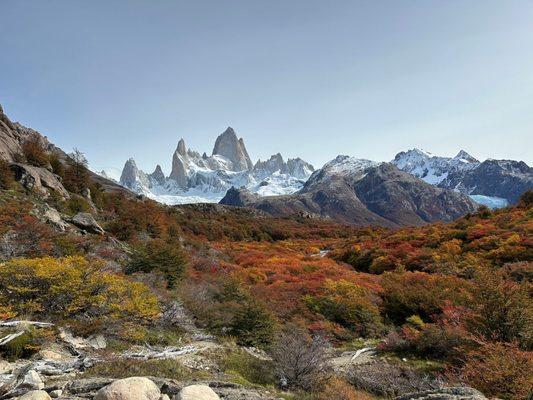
[219,186,259,207]
[10,163,70,199]
[68,213,105,235]
[212,127,253,171]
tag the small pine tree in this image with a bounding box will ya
[64,148,90,193]
[230,301,276,348]
[126,239,187,289]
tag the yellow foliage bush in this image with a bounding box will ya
[0,257,159,323]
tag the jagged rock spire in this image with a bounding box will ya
[119,158,139,188]
[169,139,189,189]
[149,164,166,186]
[212,127,253,171]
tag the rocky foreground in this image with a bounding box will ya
[0,320,488,400]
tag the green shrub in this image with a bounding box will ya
[0,331,40,361]
[67,196,91,214]
[126,239,187,289]
[220,349,276,386]
[230,301,276,348]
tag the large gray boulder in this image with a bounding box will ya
[68,213,105,235]
[175,385,220,400]
[10,163,69,199]
[94,377,161,400]
[17,370,45,391]
[18,390,52,400]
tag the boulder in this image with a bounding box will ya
[175,385,220,400]
[395,387,487,400]
[10,163,69,199]
[94,377,161,400]
[18,390,52,400]
[17,370,45,391]
[68,213,105,235]
[42,206,70,231]
[49,389,63,398]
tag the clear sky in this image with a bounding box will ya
[1,0,532,177]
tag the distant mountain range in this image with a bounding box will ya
[115,127,314,204]
[221,156,478,227]
[115,130,532,212]
[392,148,532,206]
[0,102,530,227]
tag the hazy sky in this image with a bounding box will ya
[1,0,532,177]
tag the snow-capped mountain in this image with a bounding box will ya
[392,149,480,185]
[221,154,477,227]
[392,149,532,206]
[118,127,314,204]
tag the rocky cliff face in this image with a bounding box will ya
[221,156,477,227]
[0,104,129,197]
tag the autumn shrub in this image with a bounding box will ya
[519,189,533,208]
[341,247,375,272]
[22,138,49,167]
[452,341,533,400]
[271,324,331,391]
[380,271,472,324]
[126,239,187,289]
[0,256,159,324]
[315,377,374,400]
[0,159,15,189]
[468,269,532,349]
[305,279,383,337]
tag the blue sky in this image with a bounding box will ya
[1,0,532,177]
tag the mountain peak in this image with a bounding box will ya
[119,158,140,187]
[176,138,187,156]
[454,150,478,163]
[212,127,253,171]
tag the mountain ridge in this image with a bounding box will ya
[118,128,315,205]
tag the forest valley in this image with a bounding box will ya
[0,142,531,400]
